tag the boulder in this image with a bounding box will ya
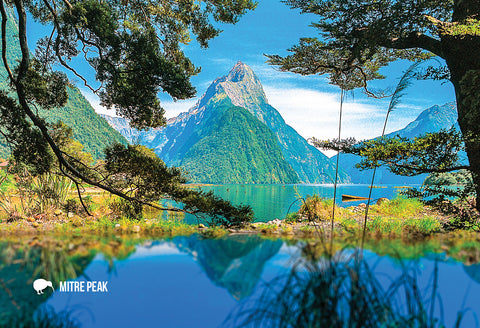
[376,198,389,205]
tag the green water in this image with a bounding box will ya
[188,184,405,222]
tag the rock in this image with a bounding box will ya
[376,198,389,205]
[132,225,141,233]
[67,212,74,218]
[198,223,206,229]
[32,222,40,228]
[267,219,282,226]
[26,217,35,222]
[115,223,121,229]
[357,203,367,209]
[228,228,236,233]
[35,213,47,220]
[54,209,63,216]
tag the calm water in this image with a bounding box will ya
[2,235,480,327]
[187,184,413,222]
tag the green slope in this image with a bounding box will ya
[180,97,299,184]
[38,87,128,159]
[0,7,127,159]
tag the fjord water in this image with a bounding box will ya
[191,184,408,222]
[2,235,480,327]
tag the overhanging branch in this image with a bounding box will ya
[379,31,445,58]
[11,0,190,215]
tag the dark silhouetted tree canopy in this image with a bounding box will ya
[0,0,257,225]
[269,0,480,210]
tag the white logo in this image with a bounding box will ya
[33,279,54,295]
[33,278,109,294]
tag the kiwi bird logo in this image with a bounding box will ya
[33,279,54,295]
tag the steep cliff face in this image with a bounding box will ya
[335,102,459,184]
[103,62,349,183]
[193,62,349,183]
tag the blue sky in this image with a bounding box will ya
[27,0,457,152]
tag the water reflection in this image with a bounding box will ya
[173,235,282,299]
[0,235,479,327]
[225,243,480,328]
[0,239,93,326]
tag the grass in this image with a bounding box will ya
[283,194,445,238]
[366,216,441,236]
[0,180,471,245]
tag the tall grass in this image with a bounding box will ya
[0,172,73,218]
[224,248,466,328]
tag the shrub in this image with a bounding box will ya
[109,199,143,220]
[299,195,333,221]
[285,212,300,223]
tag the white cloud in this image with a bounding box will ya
[265,86,381,139]
[80,89,118,117]
[80,88,197,119]
[263,86,418,157]
[162,99,198,119]
[130,244,182,258]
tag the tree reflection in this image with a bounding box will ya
[0,238,96,326]
[225,243,473,328]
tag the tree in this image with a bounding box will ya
[267,0,480,210]
[0,0,256,225]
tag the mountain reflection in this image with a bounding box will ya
[173,234,282,300]
[2,235,480,327]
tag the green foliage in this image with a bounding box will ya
[315,128,466,176]
[109,198,143,220]
[441,18,480,37]
[373,196,424,218]
[299,194,333,221]
[27,0,257,129]
[0,1,257,225]
[4,306,80,328]
[180,98,299,184]
[15,58,69,110]
[228,248,462,328]
[271,0,480,217]
[267,0,437,90]
[6,170,74,216]
[424,170,472,186]
[104,143,254,226]
[37,88,128,160]
[366,216,441,236]
[285,212,300,223]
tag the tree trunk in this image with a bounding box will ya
[440,0,480,212]
[446,55,480,211]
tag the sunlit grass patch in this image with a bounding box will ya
[366,216,441,236]
[370,196,424,218]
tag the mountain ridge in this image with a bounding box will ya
[334,102,459,184]
[103,62,349,184]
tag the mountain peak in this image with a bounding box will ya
[226,61,254,82]
[185,62,269,121]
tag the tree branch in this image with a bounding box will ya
[379,31,445,58]
[12,0,188,215]
[380,161,470,174]
[0,0,14,81]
